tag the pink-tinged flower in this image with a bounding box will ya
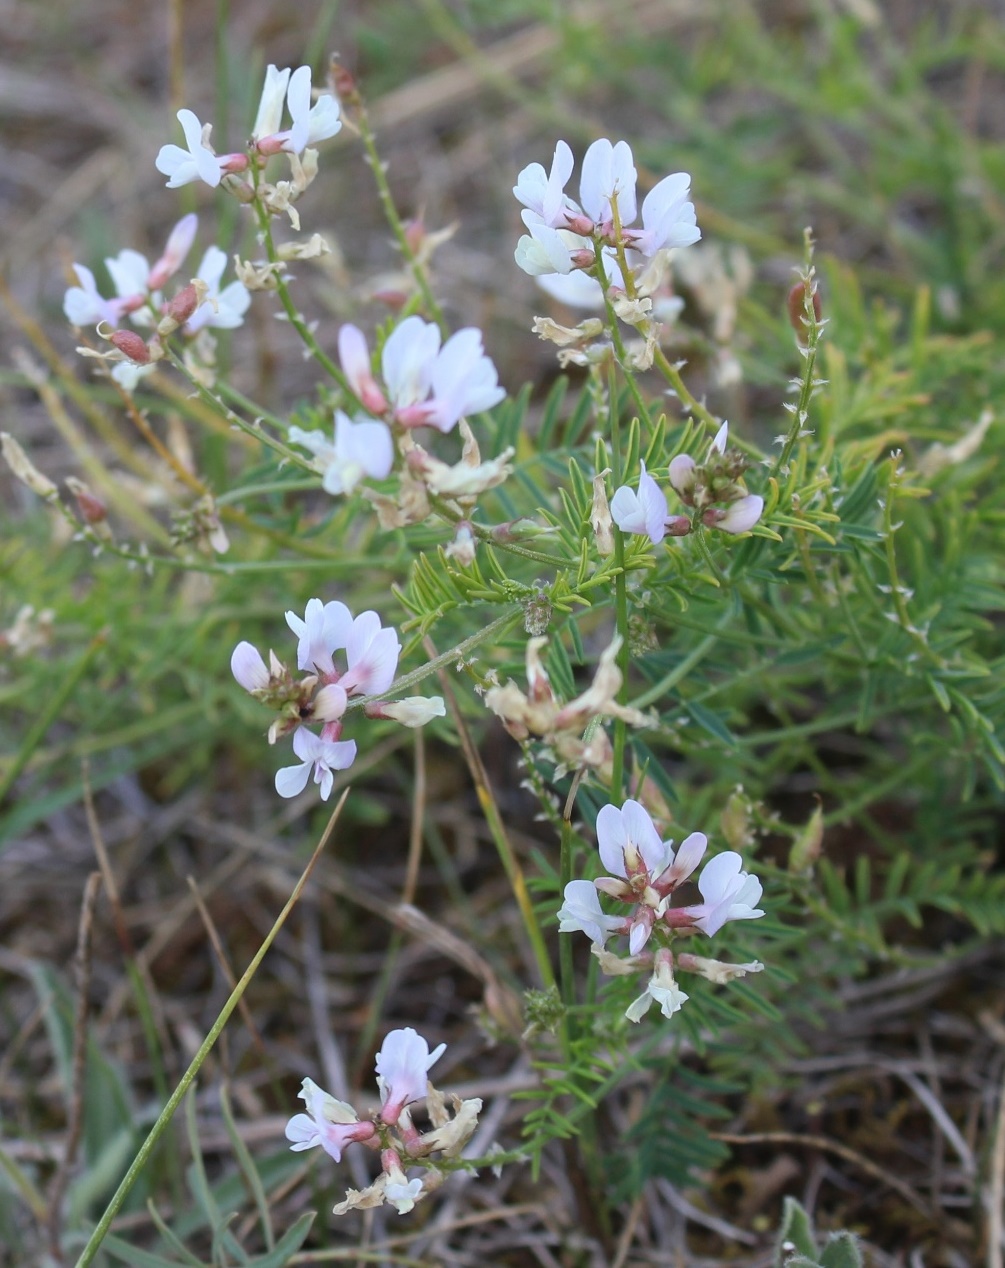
[580,138,638,227]
[285,1077,376,1161]
[285,598,353,675]
[385,317,506,432]
[338,325,389,414]
[623,171,701,258]
[667,452,697,503]
[678,851,764,938]
[382,316,442,409]
[610,461,672,544]
[597,799,673,880]
[274,725,357,800]
[513,139,576,228]
[375,1027,446,1126]
[155,109,230,188]
[557,879,625,947]
[184,246,251,334]
[339,610,401,696]
[289,411,394,496]
[148,213,199,290]
[590,801,707,955]
[704,495,764,535]
[65,215,198,330]
[625,949,689,1023]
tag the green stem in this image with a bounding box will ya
[251,198,359,399]
[73,802,344,1268]
[607,361,630,801]
[348,607,522,708]
[558,816,576,1011]
[354,108,446,332]
[651,346,722,433]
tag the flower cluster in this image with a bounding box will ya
[231,597,444,800]
[286,1028,481,1216]
[611,423,764,544]
[278,315,509,519]
[514,138,699,281]
[156,63,341,210]
[62,213,250,389]
[559,799,764,1022]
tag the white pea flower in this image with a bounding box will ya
[557,879,624,947]
[378,316,505,432]
[513,139,576,228]
[252,64,292,142]
[285,597,353,675]
[623,171,701,257]
[155,109,230,188]
[610,461,673,544]
[184,246,251,334]
[580,138,638,226]
[285,1077,376,1161]
[256,65,342,156]
[676,851,765,937]
[626,950,689,1023]
[375,1027,447,1126]
[514,217,583,277]
[275,726,357,800]
[383,1163,424,1215]
[288,411,394,496]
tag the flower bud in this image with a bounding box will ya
[65,477,108,525]
[164,283,200,329]
[787,280,822,346]
[330,58,362,108]
[591,473,614,557]
[109,330,151,364]
[365,696,446,727]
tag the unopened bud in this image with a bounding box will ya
[109,330,150,364]
[329,57,362,107]
[788,800,824,873]
[591,472,614,557]
[403,218,426,255]
[570,248,596,270]
[365,696,446,727]
[65,476,108,525]
[666,515,691,537]
[787,280,822,346]
[370,288,409,311]
[1,433,58,498]
[565,213,595,237]
[164,283,200,329]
